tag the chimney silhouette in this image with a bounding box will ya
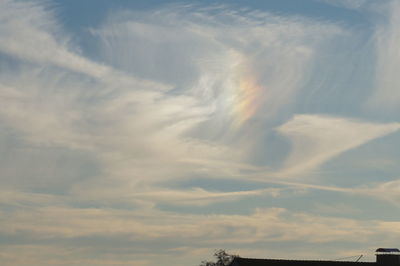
[376,248,400,266]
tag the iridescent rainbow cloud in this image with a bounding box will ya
[231,60,265,127]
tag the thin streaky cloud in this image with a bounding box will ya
[276,115,400,178]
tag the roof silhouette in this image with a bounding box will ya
[229,258,376,266]
[376,249,400,253]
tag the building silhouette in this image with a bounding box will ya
[229,248,400,266]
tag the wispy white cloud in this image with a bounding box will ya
[356,179,400,205]
[276,114,400,178]
[0,200,378,244]
[0,201,393,265]
[92,6,343,128]
[315,0,370,10]
[118,187,282,206]
[367,0,400,111]
[0,1,346,193]
[0,0,107,78]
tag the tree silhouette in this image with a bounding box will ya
[199,249,238,266]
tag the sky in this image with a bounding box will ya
[1,0,400,265]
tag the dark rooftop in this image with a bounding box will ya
[229,248,400,266]
[376,249,400,253]
[229,258,376,266]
